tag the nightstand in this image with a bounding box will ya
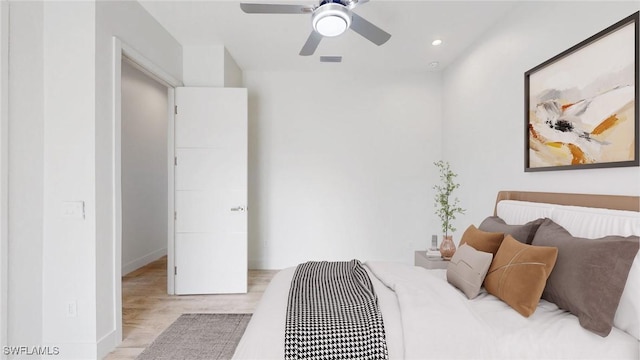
[414,251,449,270]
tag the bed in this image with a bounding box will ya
[233,191,640,359]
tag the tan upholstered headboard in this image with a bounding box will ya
[494,191,640,215]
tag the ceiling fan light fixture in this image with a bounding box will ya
[312,4,352,37]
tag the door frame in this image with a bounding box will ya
[112,36,182,343]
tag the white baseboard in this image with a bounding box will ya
[122,248,166,275]
[97,329,117,360]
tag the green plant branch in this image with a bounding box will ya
[433,160,465,237]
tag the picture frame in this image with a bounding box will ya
[525,12,639,172]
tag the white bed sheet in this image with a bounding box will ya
[233,262,639,360]
[367,262,639,360]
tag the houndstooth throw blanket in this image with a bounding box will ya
[284,260,389,360]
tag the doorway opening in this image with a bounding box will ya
[120,58,168,278]
[112,37,181,346]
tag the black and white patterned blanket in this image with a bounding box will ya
[284,260,389,360]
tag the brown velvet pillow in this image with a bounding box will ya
[459,225,504,256]
[479,216,544,244]
[484,235,558,317]
[532,218,639,337]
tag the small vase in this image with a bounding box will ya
[440,235,456,260]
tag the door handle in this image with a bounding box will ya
[230,206,246,212]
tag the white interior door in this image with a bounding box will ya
[174,87,247,295]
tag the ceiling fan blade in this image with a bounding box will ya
[350,13,391,46]
[240,3,313,14]
[299,31,323,56]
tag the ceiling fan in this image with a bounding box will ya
[240,0,391,56]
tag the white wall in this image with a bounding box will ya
[244,70,442,269]
[442,2,640,236]
[224,48,243,87]
[7,1,44,351]
[41,1,97,356]
[183,45,225,87]
[183,45,243,87]
[4,1,181,359]
[0,0,8,354]
[121,60,168,275]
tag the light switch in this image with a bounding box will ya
[62,201,85,219]
[66,300,77,317]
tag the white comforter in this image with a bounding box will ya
[233,262,639,360]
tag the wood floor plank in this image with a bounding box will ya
[104,256,278,360]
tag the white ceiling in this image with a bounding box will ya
[139,0,519,73]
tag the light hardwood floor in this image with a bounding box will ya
[105,256,278,360]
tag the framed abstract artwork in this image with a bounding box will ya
[525,12,639,172]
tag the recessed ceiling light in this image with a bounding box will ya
[429,61,439,68]
[432,39,443,46]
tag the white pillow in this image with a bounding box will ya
[446,244,493,299]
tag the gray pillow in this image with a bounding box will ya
[532,218,639,337]
[446,244,493,299]
[479,216,544,244]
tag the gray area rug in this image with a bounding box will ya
[137,313,252,360]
